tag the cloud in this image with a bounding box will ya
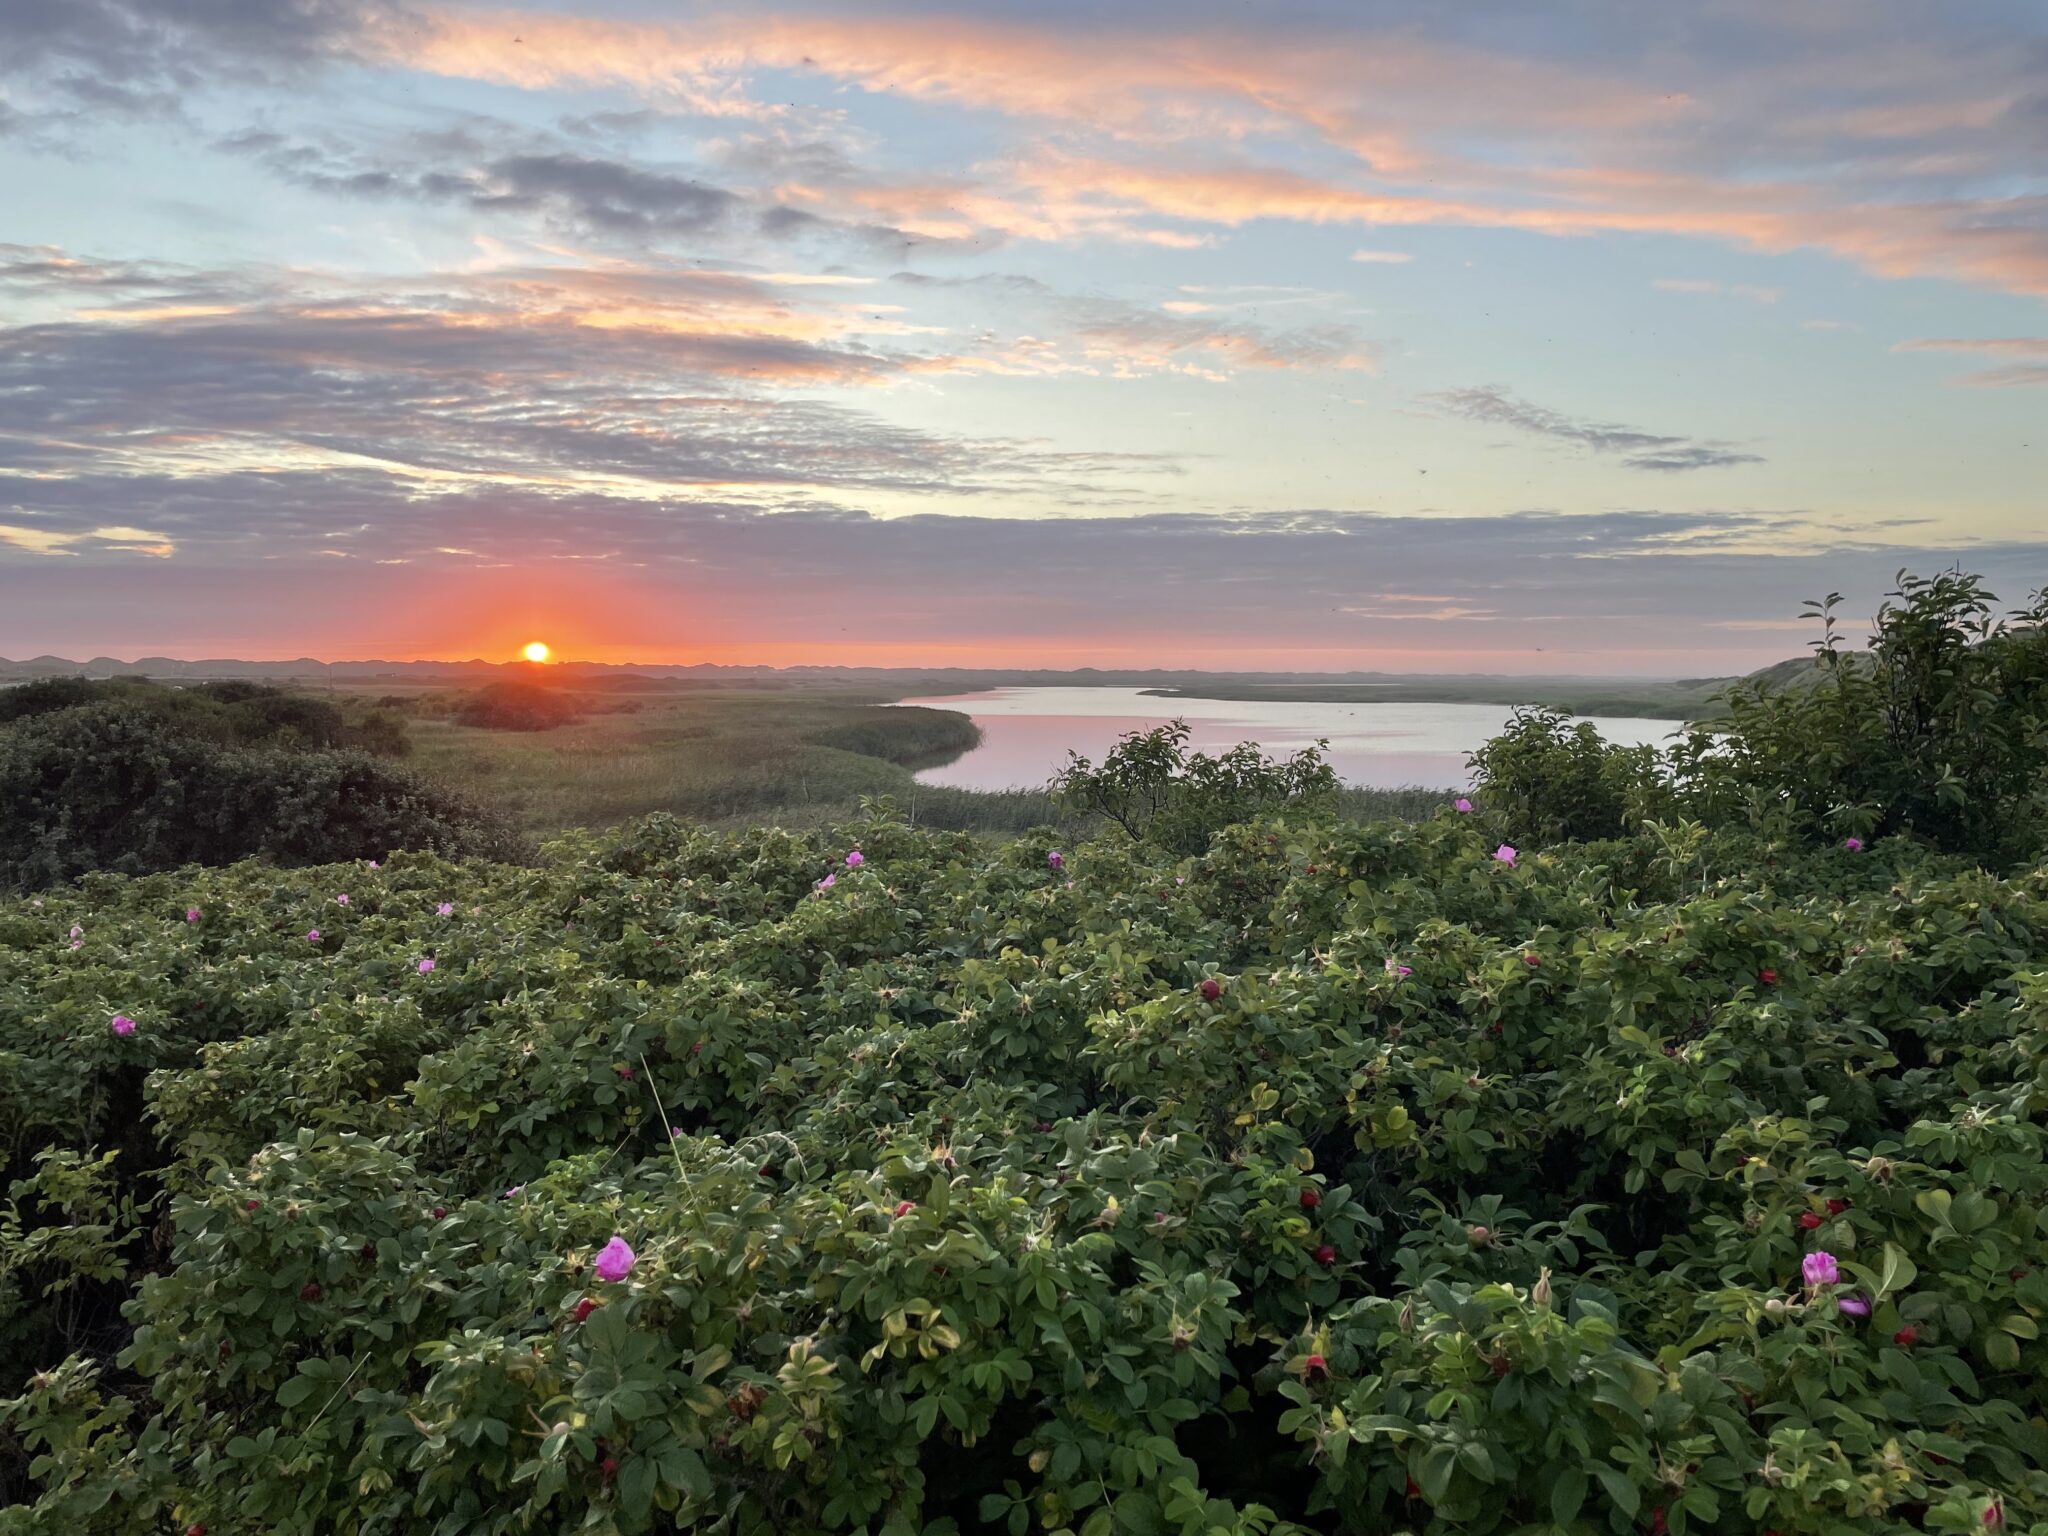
[1895,336,2048,354]
[217,127,963,257]
[16,4,2048,291]
[341,6,2048,294]
[888,270,1374,378]
[268,137,741,233]
[1894,335,2048,385]
[0,0,409,124]
[0,521,174,557]
[1340,603,1501,621]
[6,487,2046,671]
[1426,386,1764,471]
[0,256,1201,531]
[0,245,1375,570]
[1653,278,1782,303]
[1350,249,1413,264]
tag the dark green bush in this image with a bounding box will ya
[1051,719,1340,855]
[807,706,982,767]
[1667,571,2048,864]
[453,681,581,732]
[0,704,513,892]
[1,679,406,757]
[3,806,2042,1533]
[1467,707,1664,845]
[1473,571,2048,866]
[0,677,142,725]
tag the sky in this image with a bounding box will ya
[1,0,2045,673]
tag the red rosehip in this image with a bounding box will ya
[691,1040,704,1055]
[299,1282,322,1302]
[573,1298,596,1323]
[615,1064,634,1080]
[187,1526,208,1536]
[1036,1121,1053,1133]
[893,1200,915,1218]
[1198,978,1222,1001]
[1758,968,1779,986]
[1798,1211,1823,1230]
[218,1340,233,1358]
[1299,1188,1321,1210]
[432,1206,447,1220]
[1405,1476,1423,1501]
[1312,1243,1337,1267]
[601,1456,619,1479]
[1522,953,1540,968]
[1650,1506,1668,1536]
[244,1199,260,1212]
[1893,1325,1918,1347]
[1826,1198,1849,1215]
[1303,1352,1328,1381]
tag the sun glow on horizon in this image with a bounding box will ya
[522,640,552,663]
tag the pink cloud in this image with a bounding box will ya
[326,6,2048,294]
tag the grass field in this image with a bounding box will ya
[363,680,1452,838]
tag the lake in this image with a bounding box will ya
[893,686,1680,791]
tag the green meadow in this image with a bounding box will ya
[371,681,1450,839]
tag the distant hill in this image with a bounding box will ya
[0,652,1838,721]
[0,655,1727,692]
[1736,651,1871,691]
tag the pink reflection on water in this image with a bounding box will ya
[898,687,1674,793]
[903,696,1469,790]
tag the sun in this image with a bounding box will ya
[522,641,551,663]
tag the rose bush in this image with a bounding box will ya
[3,800,2046,1534]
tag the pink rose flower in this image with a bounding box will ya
[593,1236,636,1283]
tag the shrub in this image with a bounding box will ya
[4,806,2044,1532]
[0,679,406,757]
[1051,719,1339,855]
[0,704,513,892]
[1467,707,1665,845]
[1667,570,2048,864]
[806,706,982,768]
[453,681,580,732]
[0,677,139,725]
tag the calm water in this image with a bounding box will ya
[894,687,1679,792]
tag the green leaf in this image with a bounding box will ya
[1984,1330,2021,1370]
[275,1375,319,1409]
[1551,1467,1588,1525]
[1590,1465,1640,1520]
[1878,1243,1918,1298]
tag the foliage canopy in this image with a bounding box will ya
[5,805,2047,1534]
[1050,719,1340,855]
[0,703,511,893]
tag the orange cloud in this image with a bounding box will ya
[354,6,2048,294]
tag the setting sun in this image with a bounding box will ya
[522,641,551,663]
